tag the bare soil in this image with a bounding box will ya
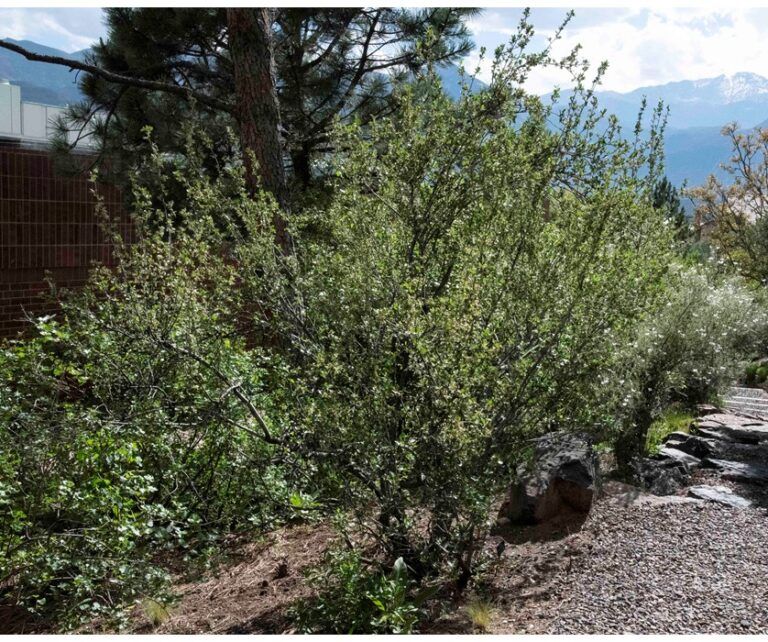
[124,522,337,634]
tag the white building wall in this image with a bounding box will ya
[0,82,72,144]
[21,102,64,140]
[0,82,22,137]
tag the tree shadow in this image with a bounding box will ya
[0,603,46,634]
[491,507,589,545]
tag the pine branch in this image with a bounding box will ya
[0,38,232,114]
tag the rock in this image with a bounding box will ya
[687,485,753,509]
[696,403,720,416]
[692,414,768,444]
[693,426,735,442]
[662,433,718,459]
[499,481,534,524]
[498,432,598,525]
[655,446,701,469]
[662,431,690,444]
[703,458,768,484]
[633,457,690,496]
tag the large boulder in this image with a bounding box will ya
[498,432,598,525]
[661,432,719,459]
[655,446,702,468]
[703,458,768,485]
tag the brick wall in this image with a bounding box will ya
[0,143,131,337]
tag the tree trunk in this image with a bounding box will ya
[291,145,312,188]
[226,8,290,250]
[615,406,653,476]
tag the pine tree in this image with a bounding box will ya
[653,176,689,240]
[52,8,478,189]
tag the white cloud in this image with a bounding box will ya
[466,8,768,95]
[466,12,518,39]
[0,8,101,52]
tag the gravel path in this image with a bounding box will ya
[546,500,768,634]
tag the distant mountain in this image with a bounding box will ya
[544,72,768,189]
[597,72,768,131]
[0,39,87,105]
[436,63,488,100]
[663,126,732,189]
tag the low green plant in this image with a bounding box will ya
[142,598,171,628]
[294,549,420,634]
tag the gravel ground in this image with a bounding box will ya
[545,500,768,634]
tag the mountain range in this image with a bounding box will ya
[1,38,767,189]
[0,39,87,105]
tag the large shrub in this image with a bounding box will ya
[273,42,673,587]
[1,18,683,630]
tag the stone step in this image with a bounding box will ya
[723,402,768,418]
[724,399,768,411]
[729,386,768,400]
[726,402,768,412]
[728,393,768,402]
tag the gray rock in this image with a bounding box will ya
[662,431,691,443]
[694,426,736,442]
[692,414,768,444]
[634,457,690,496]
[655,446,701,468]
[687,485,753,509]
[662,432,718,459]
[695,403,720,416]
[703,458,768,484]
[498,432,598,525]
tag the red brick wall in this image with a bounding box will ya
[0,143,131,337]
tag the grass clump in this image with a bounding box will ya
[142,598,170,628]
[466,598,494,632]
[645,408,694,454]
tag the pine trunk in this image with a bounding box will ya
[227,8,290,249]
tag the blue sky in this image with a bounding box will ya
[3,7,768,93]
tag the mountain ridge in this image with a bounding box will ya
[0,38,87,106]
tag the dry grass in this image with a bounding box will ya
[466,598,494,631]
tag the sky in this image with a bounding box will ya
[467,7,768,93]
[3,7,768,94]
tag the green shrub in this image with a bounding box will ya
[745,362,759,385]
[276,35,673,581]
[612,265,767,468]
[756,365,768,383]
[0,143,292,628]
